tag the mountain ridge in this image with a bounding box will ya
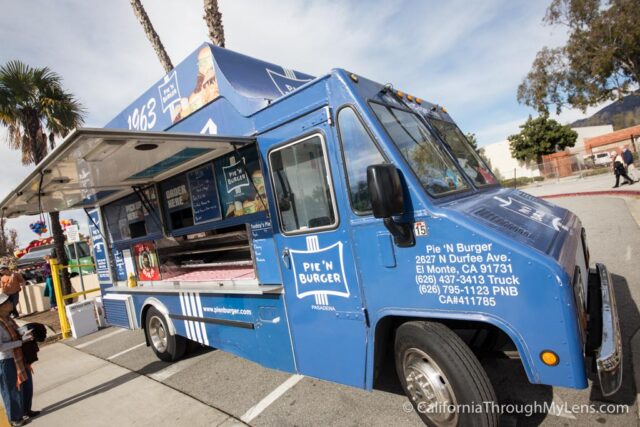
[570,92,640,130]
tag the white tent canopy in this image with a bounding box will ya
[0,128,254,218]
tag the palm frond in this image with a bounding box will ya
[0,60,85,165]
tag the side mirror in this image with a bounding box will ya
[367,164,414,247]
[367,164,404,218]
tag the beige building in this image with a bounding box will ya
[482,139,540,180]
[483,125,614,179]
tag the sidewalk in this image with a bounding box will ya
[519,172,639,198]
[29,342,238,426]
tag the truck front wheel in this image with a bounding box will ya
[395,321,498,427]
[145,307,186,362]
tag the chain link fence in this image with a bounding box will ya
[498,148,639,188]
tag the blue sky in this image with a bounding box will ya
[0,0,604,246]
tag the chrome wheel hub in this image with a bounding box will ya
[149,316,168,353]
[403,348,458,426]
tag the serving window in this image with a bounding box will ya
[103,186,162,243]
[160,162,223,232]
[106,144,270,286]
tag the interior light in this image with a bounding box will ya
[84,140,123,162]
[135,143,159,151]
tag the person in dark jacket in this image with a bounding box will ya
[622,146,638,182]
[612,150,634,188]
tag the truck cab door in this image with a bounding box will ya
[261,119,368,388]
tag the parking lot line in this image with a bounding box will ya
[148,354,206,382]
[107,342,146,360]
[240,374,304,423]
[75,329,127,349]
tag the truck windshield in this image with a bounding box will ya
[370,102,469,196]
[428,118,498,187]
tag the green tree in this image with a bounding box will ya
[0,60,85,294]
[518,0,640,114]
[465,132,479,151]
[0,218,17,258]
[508,115,577,165]
[465,132,492,169]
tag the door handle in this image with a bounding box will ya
[281,248,291,269]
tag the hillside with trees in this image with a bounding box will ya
[570,92,640,130]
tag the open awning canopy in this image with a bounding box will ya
[0,128,254,218]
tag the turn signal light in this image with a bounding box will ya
[540,350,559,366]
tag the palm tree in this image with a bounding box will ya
[203,0,225,47]
[129,0,174,73]
[0,60,85,295]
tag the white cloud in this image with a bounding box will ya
[1,0,605,245]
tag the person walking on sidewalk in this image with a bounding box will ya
[612,150,634,188]
[0,266,25,318]
[622,146,639,182]
[0,292,40,426]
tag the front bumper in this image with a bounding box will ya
[587,263,623,396]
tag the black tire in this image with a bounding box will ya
[145,307,186,362]
[395,321,498,427]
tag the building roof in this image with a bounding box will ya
[584,124,640,150]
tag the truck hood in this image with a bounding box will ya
[447,187,579,261]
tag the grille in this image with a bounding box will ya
[473,208,533,239]
[103,298,133,329]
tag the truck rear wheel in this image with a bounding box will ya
[395,321,498,427]
[146,307,186,362]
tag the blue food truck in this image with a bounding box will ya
[0,43,622,425]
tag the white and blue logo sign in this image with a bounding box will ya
[223,159,250,194]
[266,68,312,96]
[289,236,350,307]
[88,209,110,282]
[157,71,182,113]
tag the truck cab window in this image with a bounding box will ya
[269,135,337,233]
[428,118,498,186]
[337,107,385,213]
[370,102,469,196]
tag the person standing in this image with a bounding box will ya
[41,257,56,311]
[622,146,638,182]
[0,266,25,318]
[612,150,635,188]
[0,292,39,426]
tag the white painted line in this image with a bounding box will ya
[240,374,304,423]
[148,354,206,382]
[548,394,576,419]
[75,328,127,349]
[106,342,146,360]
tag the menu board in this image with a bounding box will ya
[112,248,127,281]
[187,164,222,224]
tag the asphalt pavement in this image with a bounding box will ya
[26,194,640,426]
